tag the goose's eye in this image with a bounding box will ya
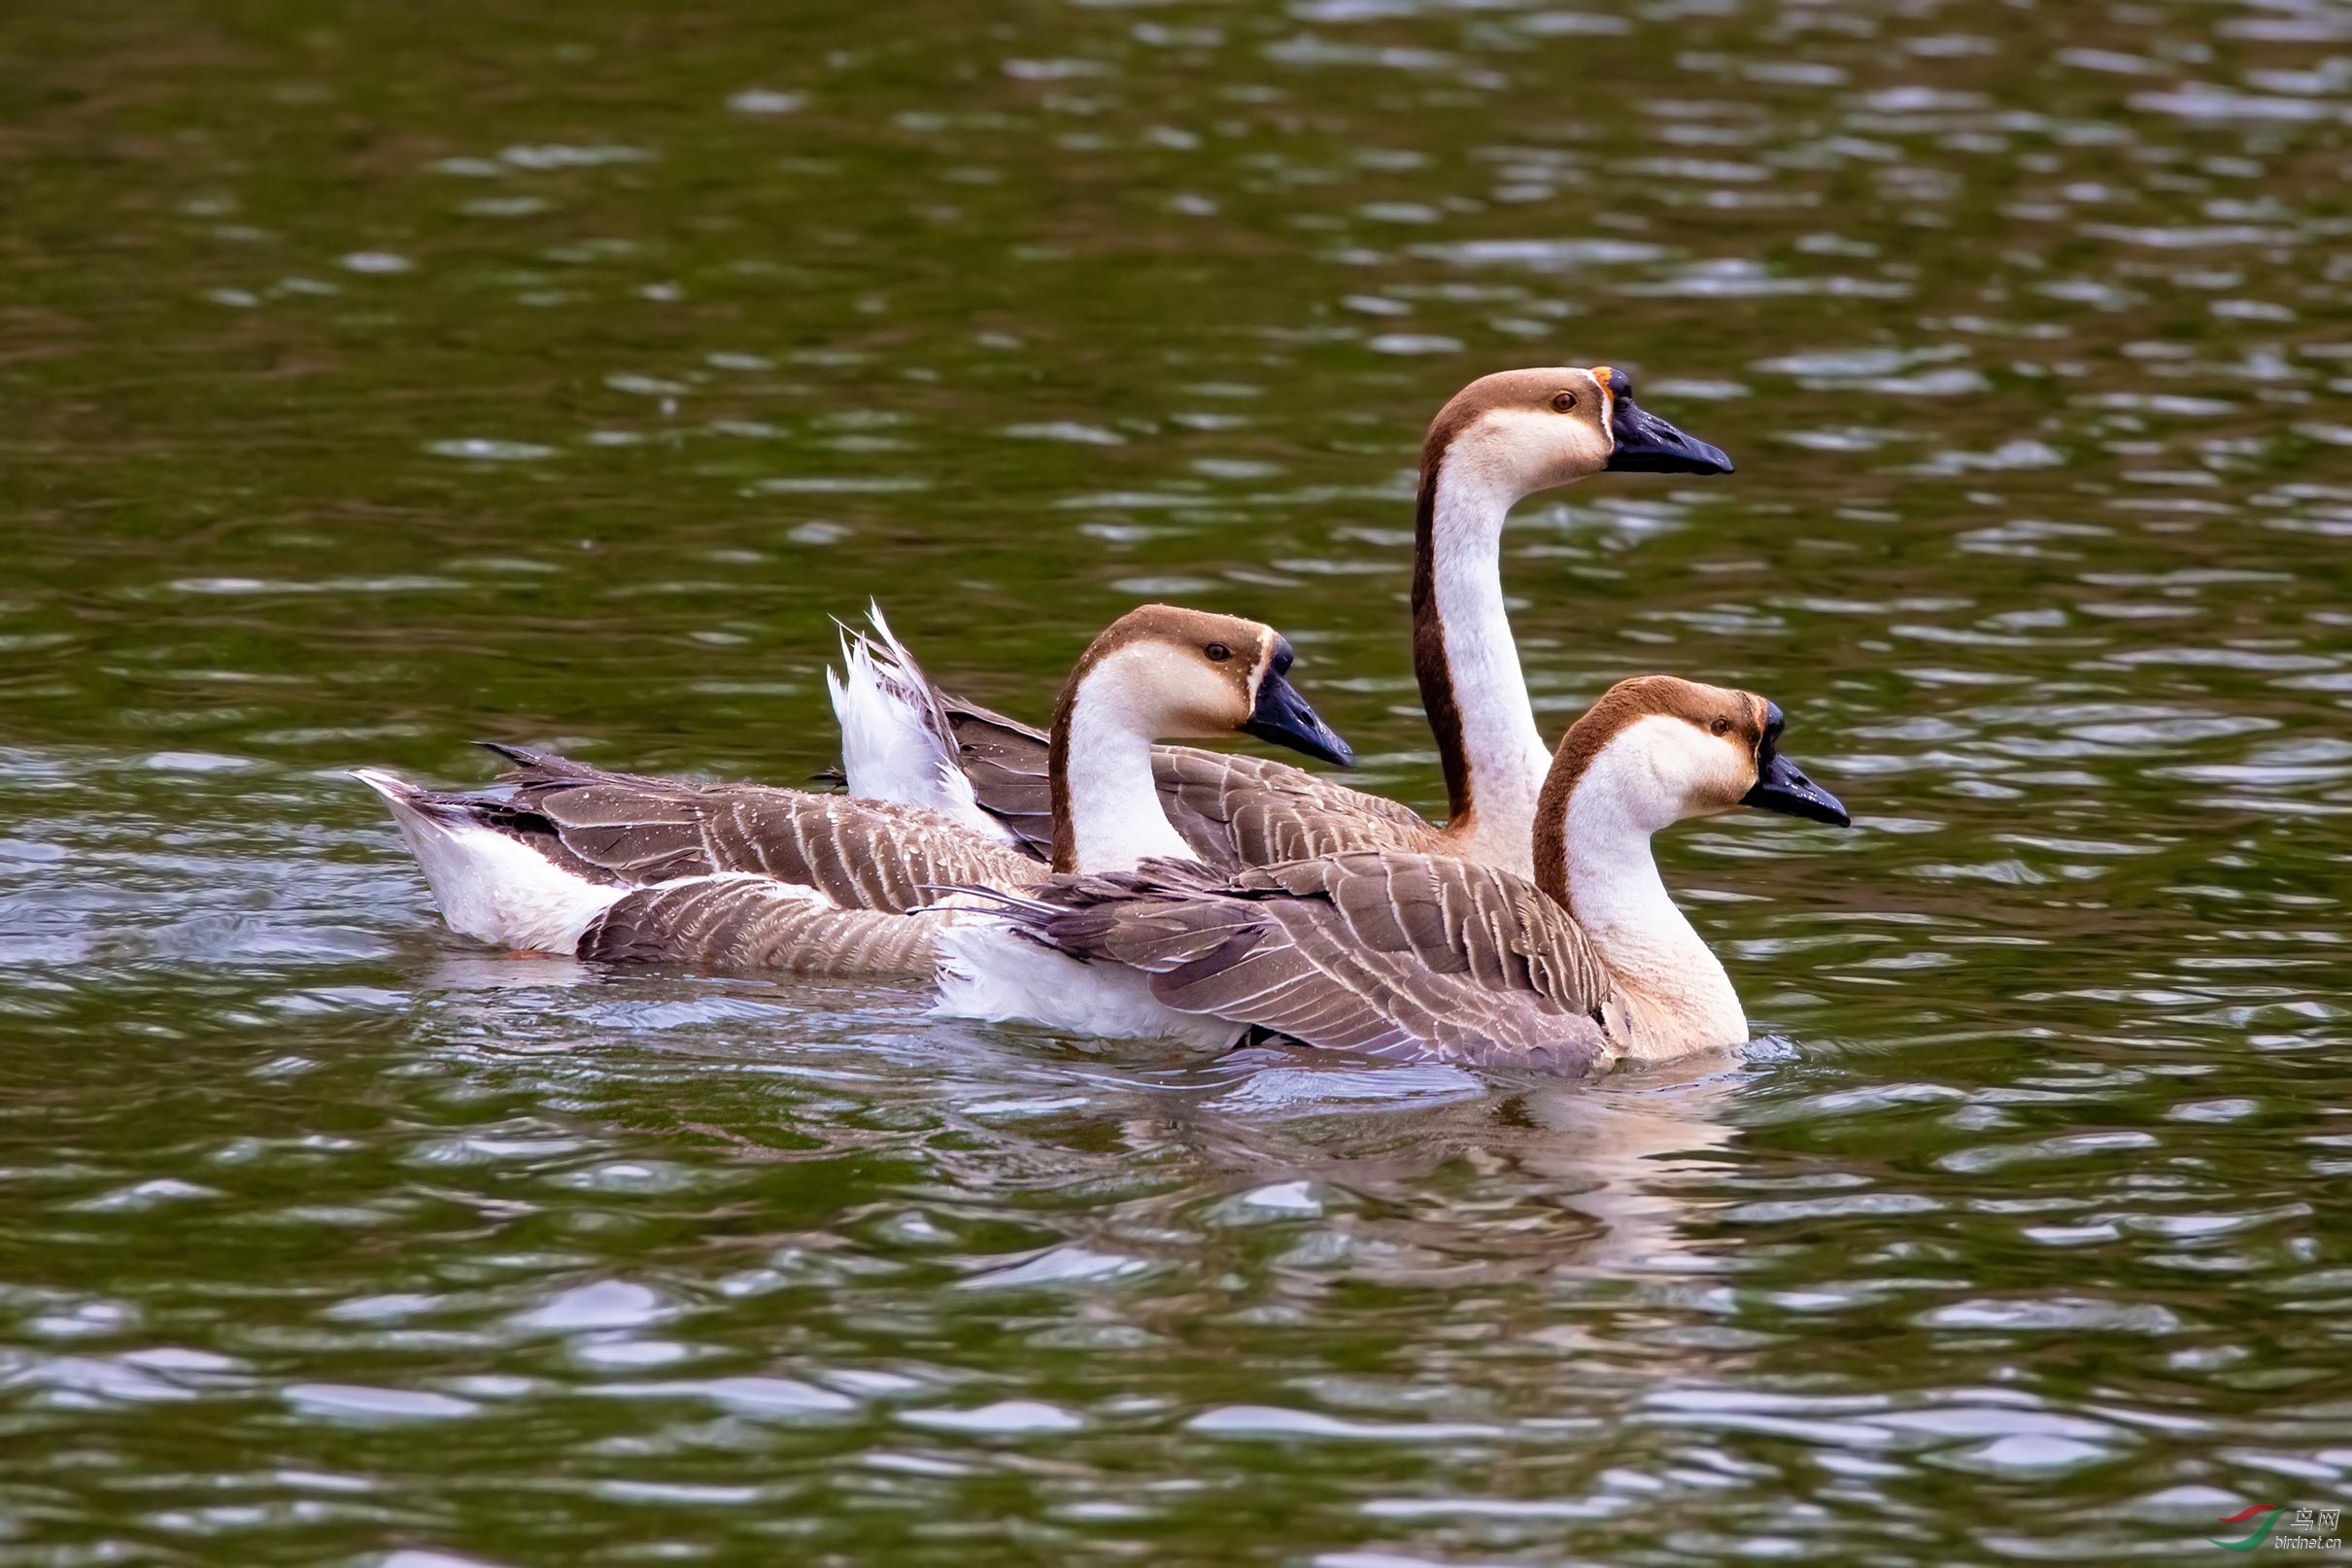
[1551,391,1577,413]
[1710,717,1732,737]
[1204,642,1232,663]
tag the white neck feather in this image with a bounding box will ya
[1059,657,1197,873]
[1559,717,1747,1056]
[1430,453,1555,877]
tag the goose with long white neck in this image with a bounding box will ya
[352,606,1350,978]
[835,366,1732,879]
[953,675,1847,1069]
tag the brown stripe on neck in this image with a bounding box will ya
[1529,736,1580,909]
[1043,604,1261,874]
[1041,604,1203,874]
[1411,395,1496,828]
[1046,668,1080,874]
[1046,625,1129,876]
[1532,690,1647,908]
[1532,676,1740,906]
[1047,612,1143,874]
[1411,449,1474,826]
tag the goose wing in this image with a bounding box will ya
[1009,851,1612,1071]
[479,745,1039,912]
[1153,748,1435,869]
[580,874,942,978]
[938,705,1433,869]
[937,700,1058,857]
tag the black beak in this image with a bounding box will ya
[1243,662,1354,768]
[1741,749,1849,827]
[1602,376,1735,476]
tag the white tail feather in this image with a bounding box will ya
[827,603,1019,846]
[353,768,624,954]
[933,919,1242,1050]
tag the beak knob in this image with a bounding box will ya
[1601,379,1735,476]
[1243,665,1353,768]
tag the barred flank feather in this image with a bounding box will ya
[580,874,943,978]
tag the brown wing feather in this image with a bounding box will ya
[1020,852,1612,1071]
[939,696,1437,869]
[941,703,1056,858]
[487,746,1037,913]
[1151,750,1438,869]
[580,876,939,978]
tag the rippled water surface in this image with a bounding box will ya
[6,0,2352,1561]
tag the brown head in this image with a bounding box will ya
[1047,605,1352,871]
[1530,675,1848,905]
[1417,365,1735,494]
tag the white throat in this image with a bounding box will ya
[1059,659,1198,873]
[1558,717,1747,1055]
[1429,452,1556,876]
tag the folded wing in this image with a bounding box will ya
[580,873,943,977]
[480,744,1040,911]
[1006,851,1613,1071]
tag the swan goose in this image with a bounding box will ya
[937,675,1848,1068]
[835,365,1732,881]
[354,606,1350,977]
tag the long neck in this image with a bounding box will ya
[1048,670,1196,875]
[1538,743,1746,1056]
[1412,453,1553,875]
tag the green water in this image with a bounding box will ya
[5,0,2351,1561]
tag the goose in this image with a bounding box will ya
[352,606,1350,977]
[834,366,1732,880]
[937,674,1848,1069]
